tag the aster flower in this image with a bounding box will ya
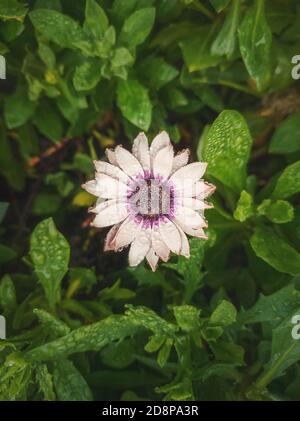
[82,131,215,271]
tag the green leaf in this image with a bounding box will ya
[271,161,300,199]
[234,190,255,222]
[84,0,108,39]
[0,354,31,400]
[210,300,237,327]
[269,113,300,154]
[120,7,155,48]
[173,305,201,332]
[33,103,63,142]
[125,305,178,337]
[238,284,300,325]
[111,47,133,68]
[34,0,62,11]
[25,315,138,361]
[4,87,36,129]
[32,193,62,215]
[202,110,252,192]
[157,338,173,368]
[202,326,223,342]
[117,78,152,130]
[0,274,16,315]
[194,362,240,382]
[33,308,71,338]
[30,218,70,309]
[30,9,86,49]
[250,225,300,275]
[210,0,231,12]
[238,0,272,91]
[211,0,241,59]
[68,267,96,294]
[46,172,74,197]
[35,364,56,401]
[101,339,135,369]
[73,59,102,91]
[38,42,56,69]
[53,359,93,401]
[181,26,222,72]
[257,199,294,224]
[165,236,210,302]
[253,313,300,390]
[0,0,27,20]
[95,25,116,58]
[138,55,179,89]
[144,334,166,353]
[211,342,244,365]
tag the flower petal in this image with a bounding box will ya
[174,221,190,258]
[151,227,170,262]
[94,173,129,198]
[175,180,214,198]
[171,149,190,174]
[150,131,170,165]
[153,145,174,180]
[170,162,207,186]
[92,201,128,227]
[128,228,151,267]
[89,197,110,214]
[174,205,207,227]
[179,197,213,210]
[94,161,129,184]
[114,217,141,248]
[158,218,181,254]
[105,148,118,166]
[115,145,144,178]
[146,248,159,272]
[197,182,216,199]
[173,217,208,239]
[82,180,100,196]
[132,132,150,172]
[104,223,121,251]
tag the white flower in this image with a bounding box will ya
[82,131,215,271]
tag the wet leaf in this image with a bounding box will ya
[30,218,70,309]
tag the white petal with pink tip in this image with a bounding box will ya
[129,229,151,266]
[132,132,150,171]
[159,219,181,254]
[150,131,170,165]
[151,228,170,262]
[92,201,128,228]
[115,146,144,178]
[146,248,159,272]
[93,173,129,199]
[94,161,129,184]
[153,145,174,180]
[171,149,190,174]
[175,205,207,228]
[114,217,141,249]
[170,162,207,185]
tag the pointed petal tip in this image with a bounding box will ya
[181,251,190,258]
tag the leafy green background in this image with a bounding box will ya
[0,0,300,401]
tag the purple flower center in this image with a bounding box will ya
[127,174,175,226]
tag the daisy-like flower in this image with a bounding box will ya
[82,132,215,271]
